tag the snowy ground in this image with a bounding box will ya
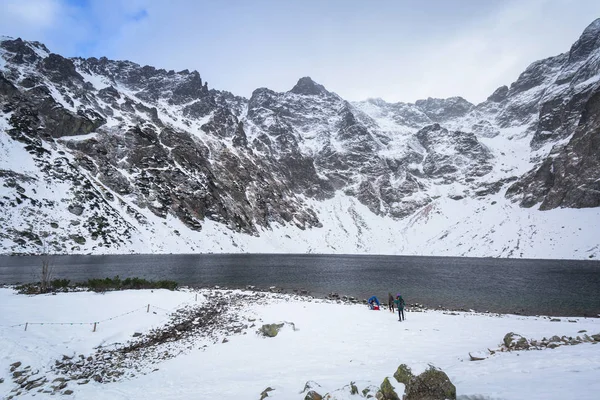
[1,288,599,399]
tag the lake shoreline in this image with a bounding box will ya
[2,253,600,317]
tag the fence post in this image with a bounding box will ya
[24,322,28,331]
[93,322,97,332]
[147,304,150,313]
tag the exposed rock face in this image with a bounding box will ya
[506,86,600,209]
[414,97,473,122]
[415,124,493,180]
[1,18,600,255]
[290,76,330,96]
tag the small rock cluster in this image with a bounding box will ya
[5,290,269,397]
[5,361,73,399]
[259,364,456,400]
[501,331,600,351]
[326,292,361,304]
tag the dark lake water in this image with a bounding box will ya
[1,254,599,317]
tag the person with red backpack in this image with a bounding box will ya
[394,294,405,321]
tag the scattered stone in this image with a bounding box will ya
[10,361,22,371]
[132,332,142,337]
[550,318,561,322]
[63,389,73,395]
[222,337,229,343]
[469,352,486,361]
[578,330,587,333]
[592,334,600,342]
[259,387,274,400]
[77,380,89,385]
[350,381,359,395]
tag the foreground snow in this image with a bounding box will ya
[1,288,599,399]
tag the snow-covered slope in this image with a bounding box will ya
[1,19,600,258]
[1,288,599,399]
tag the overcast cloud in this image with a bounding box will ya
[1,0,599,103]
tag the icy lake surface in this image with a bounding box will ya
[1,254,599,316]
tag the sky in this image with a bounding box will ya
[1,0,600,104]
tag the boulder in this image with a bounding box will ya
[304,390,323,400]
[376,377,400,400]
[258,323,284,337]
[67,204,84,216]
[393,364,413,385]
[592,334,600,342]
[404,366,456,400]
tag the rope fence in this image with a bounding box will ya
[1,291,201,333]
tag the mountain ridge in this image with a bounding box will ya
[1,19,599,258]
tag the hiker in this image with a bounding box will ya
[388,292,395,313]
[394,293,405,321]
[367,296,380,310]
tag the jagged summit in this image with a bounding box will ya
[568,18,600,63]
[1,19,600,258]
[289,76,329,96]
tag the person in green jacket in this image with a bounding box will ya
[394,294,405,322]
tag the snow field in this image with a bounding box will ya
[1,288,599,399]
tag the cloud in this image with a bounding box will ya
[3,0,59,27]
[2,0,600,104]
[330,0,600,103]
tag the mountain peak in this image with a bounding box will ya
[289,76,329,96]
[568,18,600,63]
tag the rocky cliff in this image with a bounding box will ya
[1,19,599,258]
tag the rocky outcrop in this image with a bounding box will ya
[393,364,413,385]
[414,97,473,123]
[403,366,456,400]
[506,86,600,209]
[377,377,400,400]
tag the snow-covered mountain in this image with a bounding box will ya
[1,19,600,258]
